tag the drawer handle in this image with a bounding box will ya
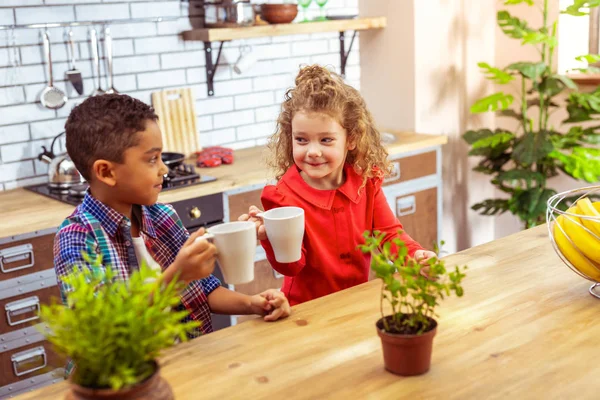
[383,161,401,183]
[5,296,40,326]
[0,244,35,274]
[396,195,417,217]
[11,346,47,377]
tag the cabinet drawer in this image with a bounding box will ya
[383,151,437,187]
[0,234,55,282]
[0,341,63,387]
[227,188,263,222]
[235,259,284,324]
[391,187,438,251]
[0,286,61,336]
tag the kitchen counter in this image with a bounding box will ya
[15,224,600,399]
[0,132,447,238]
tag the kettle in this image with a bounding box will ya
[38,131,86,189]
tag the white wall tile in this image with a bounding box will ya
[255,105,280,123]
[0,160,35,183]
[237,122,276,141]
[0,124,29,145]
[253,74,294,91]
[234,91,274,110]
[161,51,205,70]
[137,69,186,90]
[0,64,46,86]
[0,8,14,25]
[3,175,47,190]
[135,36,184,55]
[1,138,51,163]
[112,55,160,75]
[75,4,130,22]
[186,66,230,84]
[30,118,66,140]
[0,87,24,107]
[0,0,42,5]
[213,110,254,129]
[109,22,157,39]
[200,128,236,147]
[196,97,234,116]
[0,104,55,126]
[130,1,181,18]
[15,6,74,25]
[212,78,253,97]
[292,40,329,56]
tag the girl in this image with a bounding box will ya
[240,65,436,306]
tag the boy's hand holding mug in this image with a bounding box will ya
[169,228,217,284]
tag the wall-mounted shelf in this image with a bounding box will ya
[182,17,387,97]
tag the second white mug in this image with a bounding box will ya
[257,206,305,263]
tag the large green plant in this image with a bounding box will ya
[40,256,199,390]
[464,0,600,228]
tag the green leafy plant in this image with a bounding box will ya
[359,231,467,335]
[464,0,600,228]
[40,254,199,390]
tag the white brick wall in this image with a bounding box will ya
[0,0,360,190]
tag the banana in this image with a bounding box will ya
[576,198,600,238]
[560,205,600,264]
[554,215,600,281]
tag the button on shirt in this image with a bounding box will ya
[54,192,220,335]
[260,164,424,306]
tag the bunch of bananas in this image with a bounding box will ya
[552,197,600,282]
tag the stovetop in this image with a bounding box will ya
[24,163,217,206]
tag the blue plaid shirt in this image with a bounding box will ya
[54,192,221,336]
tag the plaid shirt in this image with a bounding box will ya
[54,192,221,336]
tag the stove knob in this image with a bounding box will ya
[189,207,201,220]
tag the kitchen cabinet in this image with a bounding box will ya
[0,230,65,398]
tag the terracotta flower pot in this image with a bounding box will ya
[376,316,437,376]
[65,362,173,400]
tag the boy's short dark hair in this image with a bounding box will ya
[65,94,158,181]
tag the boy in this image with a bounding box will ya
[54,94,290,336]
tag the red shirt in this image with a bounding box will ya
[260,164,424,306]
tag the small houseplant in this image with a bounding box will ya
[40,255,200,400]
[359,231,467,376]
[463,0,600,228]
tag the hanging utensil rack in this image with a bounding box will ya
[0,16,179,31]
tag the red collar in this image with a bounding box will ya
[280,164,363,210]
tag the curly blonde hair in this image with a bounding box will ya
[267,65,391,188]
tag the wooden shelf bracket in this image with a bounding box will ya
[339,30,357,78]
[204,41,225,97]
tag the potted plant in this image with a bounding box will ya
[463,0,600,229]
[359,231,467,376]
[39,254,200,400]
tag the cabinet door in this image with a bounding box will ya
[383,151,437,187]
[0,341,63,387]
[392,188,438,251]
[227,188,263,222]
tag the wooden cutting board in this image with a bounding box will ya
[151,87,201,156]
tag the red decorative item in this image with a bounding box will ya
[195,146,234,168]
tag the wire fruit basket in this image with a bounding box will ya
[547,186,600,299]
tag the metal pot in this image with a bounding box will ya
[38,132,85,190]
[204,0,255,27]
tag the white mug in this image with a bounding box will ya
[257,207,305,263]
[197,221,256,284]
[233,45,257,75]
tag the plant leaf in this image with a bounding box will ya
[495,169,546,189]
[471,132,515,150]
[471,199,510,216]
[470,92,514,113]
[552,74,578,90]
[497,10,533,39]
[478,62,514,84]
[506,62,547,80]
[512,131,554,165]
[562,0,600,16]
[504,0,534,4]
[522,31,558,47]
[575,53,600,64]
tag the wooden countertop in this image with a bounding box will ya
[0,132,447,238]
[16,225,600,399]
